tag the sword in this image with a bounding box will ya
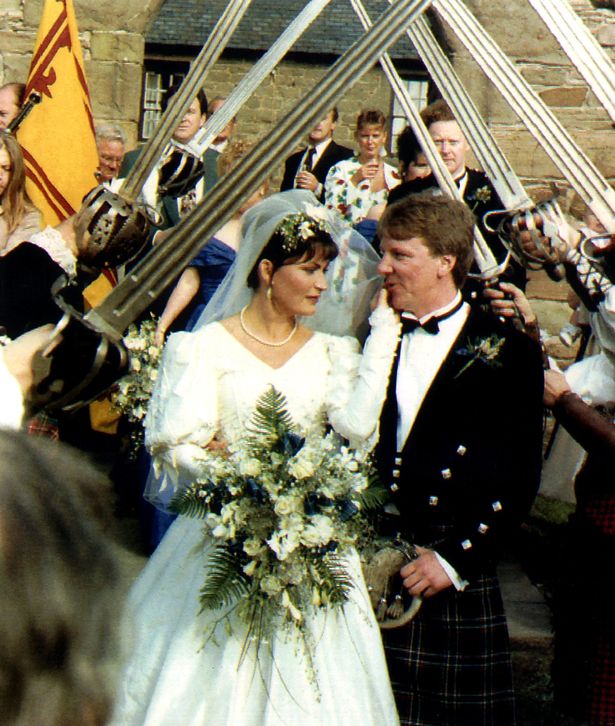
[432,0,615,235]
[32,0,433,413]
[121,0,252,201]
[526,0,615,124]
[349,0,503,279]
[191,0,333,158]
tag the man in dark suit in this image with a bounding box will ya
[120,85,218,231]
[280,108,352,202]
[375,194,544,725]
[388,99,526,291]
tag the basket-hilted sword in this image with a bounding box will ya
[31,0,433,414]
[432,0,615,236]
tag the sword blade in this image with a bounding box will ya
[192,0,333,157]
[121,0,251,200]
[406,15,533,212]
[527,0,615,123]
[84,0,433,340]
[434,0,615,234]
[349,0,499,273]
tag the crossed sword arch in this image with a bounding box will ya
[24,0,615,412]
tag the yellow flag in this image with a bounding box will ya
[17,0,99,227]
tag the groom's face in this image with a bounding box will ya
[378,235,451,317]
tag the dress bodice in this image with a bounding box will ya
[145,310,400,495]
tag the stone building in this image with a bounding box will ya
[1,0,613,348]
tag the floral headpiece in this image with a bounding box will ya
[275,203,332,254]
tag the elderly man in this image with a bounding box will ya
[280,108,352,202]
[389,99,526,290]
[375,193,544,725]
[95,124,126,184]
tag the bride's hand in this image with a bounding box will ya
[371,287,391,312]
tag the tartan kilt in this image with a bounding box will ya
[382,573,515,726]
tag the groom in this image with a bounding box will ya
[375,194,544,725]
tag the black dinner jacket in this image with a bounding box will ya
[388,168,526,290]
[280,140,353,201]
[375,306,544,582]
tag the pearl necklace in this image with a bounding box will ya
[239,305,298,347]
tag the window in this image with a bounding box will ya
[139,61,189,140]
[389,77,429,156]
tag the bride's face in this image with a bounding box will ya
[269,248,330,317]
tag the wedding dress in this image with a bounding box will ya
[112,310,400,726]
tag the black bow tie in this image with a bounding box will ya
[401,316,440,335]
[400,298,464,337]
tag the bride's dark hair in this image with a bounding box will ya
[247,228,338,289]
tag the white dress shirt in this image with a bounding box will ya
[396,292,469,450]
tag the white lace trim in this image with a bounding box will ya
[29,226,76,277]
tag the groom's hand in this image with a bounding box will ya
[400,547,453,598]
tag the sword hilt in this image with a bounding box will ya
[6,92,42,133]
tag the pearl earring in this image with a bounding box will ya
[267,286,273,300]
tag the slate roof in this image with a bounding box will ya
[146,0,420,61]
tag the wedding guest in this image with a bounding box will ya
[0,82,24,130]
[376,194,544,725]
[0,133,42,256]
[396,125,431,182]
[0,429,121,726]
[325,109,400,224]
[487,278,615,726]
[95,123,126,184]
[0,325,54,429]
[280,108,353,202]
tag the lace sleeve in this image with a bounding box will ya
[326,305,401,450]
[145,328,220,486]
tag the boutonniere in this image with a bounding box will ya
[466,185,492,211]
[454,334,505,379]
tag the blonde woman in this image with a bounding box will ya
[0,133,42,255]
[324,109,400,225]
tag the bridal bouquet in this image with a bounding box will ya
[112,316,162,455]
[171,386,386,648]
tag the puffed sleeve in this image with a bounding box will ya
[145,327,220,492]
[326,305,400,449]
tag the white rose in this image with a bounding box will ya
[243,537,265,557]
[274,494,301,517]
[289,458,315,480]
[239,459,262,477]
[300,514,334,548]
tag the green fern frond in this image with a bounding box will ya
[311,552,352,606]
[199,545,251,611]
[169,487,210,518]
[356,476,389,512]
[248,386,295,439]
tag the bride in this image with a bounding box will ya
[112,190,401,725]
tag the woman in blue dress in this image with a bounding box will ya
[154,141,267,344]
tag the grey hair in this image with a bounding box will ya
[95,123,126,145]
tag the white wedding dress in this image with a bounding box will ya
[111,312,400,726]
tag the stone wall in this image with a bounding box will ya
[0,0,164,147]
